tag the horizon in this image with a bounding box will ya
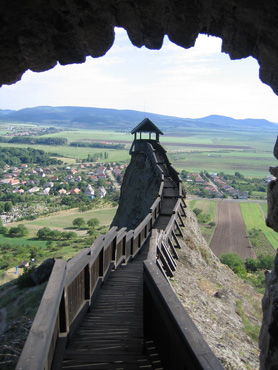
[0,105,277,124]
[0,28,278,122]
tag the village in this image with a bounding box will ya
[0,161,127,224]
[183,170,271,199]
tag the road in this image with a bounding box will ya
[106,169,121,192]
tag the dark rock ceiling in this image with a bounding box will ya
[1,0,278,96]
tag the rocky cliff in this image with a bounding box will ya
[111,151,161,230]
[112,148,262,369]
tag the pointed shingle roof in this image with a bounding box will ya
[130,118,164,135]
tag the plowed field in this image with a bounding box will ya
[210,201,256,259]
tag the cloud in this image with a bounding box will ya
[0,29,277,122]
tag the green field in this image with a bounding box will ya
[240,202,278,253]
[7,207,117,238]
[189,199,216,221]
[0,234,47,248]
[188,199,217,244]
[1,126,277,177]
[0,142,130,163]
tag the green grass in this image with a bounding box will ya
[189,200,197,209]
[1,126,277,176]
[240,202,278,252]
[189,199,216,222]
[236,299,261,342]
[0,142,130,162]
[188,200,217,244]
[172,151,275,178]
[0,234,47,247]
[24,207,117,228]
[7,207,117,238]
[200,225,216,245]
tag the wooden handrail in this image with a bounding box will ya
[16,260,67,370]
[16,138,190,369]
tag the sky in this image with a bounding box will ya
[0,27,278,122]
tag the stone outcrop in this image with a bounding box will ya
[1,1,278,96]
[172,207,262,370]
[260,252,278,370]
[111,148,161,230]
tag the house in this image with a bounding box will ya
[98,186,107,198]
[95,167,106,176]
[21,164,28,169]
[97,174,106,179]
[27,186,40,194]
[84,184,95,198]
[44,182,54,188]
[50,176,59,181]
[70,188,81,195]
[64,175,73,181]
[28,169,37,174]
[75,175,82,182]
[9,179,20,186]
[87,175,98,182]
[58,188,67,195]
[19,261,29,268]
[39,187,50,195]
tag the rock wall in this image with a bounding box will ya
[172,207,262,370]
[1,0,278,96]
[110,147,161,230]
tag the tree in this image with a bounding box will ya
[257,254,274,270]
[193,208,202,216]
[220,252,247,277]
[73,217,86,228]
[208,221,216,227]
[4,201,13,212]
[8,224,29,237]
[37,227,52,240]
[245,258,258,272]
[87,218,100,228]
[0,226,8,234]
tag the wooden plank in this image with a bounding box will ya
[16,260,67,370]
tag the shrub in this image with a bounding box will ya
[16,266,36,288]
[220,252,247,278]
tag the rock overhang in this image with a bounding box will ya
[0,0,278,96]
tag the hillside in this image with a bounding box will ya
[0,106,277,133]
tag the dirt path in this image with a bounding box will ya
[210,201,256,259]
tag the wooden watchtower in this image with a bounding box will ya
[129,118,164,153]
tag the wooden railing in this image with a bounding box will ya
[16,140,224,370]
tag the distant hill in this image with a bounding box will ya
[0,106,277,133]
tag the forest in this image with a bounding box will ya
[0,136,67,145]
[0,147,63,168]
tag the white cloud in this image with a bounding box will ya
[0,30,278,122]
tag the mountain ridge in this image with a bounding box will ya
[0,106,276,132]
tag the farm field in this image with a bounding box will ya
[1,126,277,177]
[189,199,218,244]
[240,203,278,254]
[7,207,117,238]
[210,201,256,259]
[0,142,130,163]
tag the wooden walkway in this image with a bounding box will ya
[61,244,163,370]
[60,148,179,370]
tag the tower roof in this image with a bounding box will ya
[130,118,164,135]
